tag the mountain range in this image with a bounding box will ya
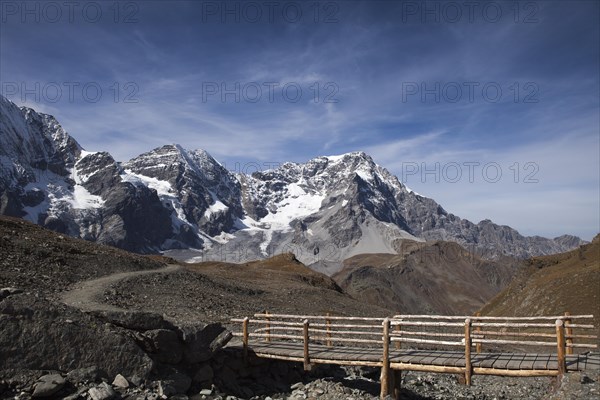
[0,95,586,273]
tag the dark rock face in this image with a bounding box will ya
[0,191,25,217]
[99,183,172,252]
[0,297,154,378]
[0,95,80,188]
[76,152,122,196]
[144,329,183,364]
[66,366,101,384]
[0,96,174,253]
[0,294,231,393]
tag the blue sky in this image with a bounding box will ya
[1,0,598,240]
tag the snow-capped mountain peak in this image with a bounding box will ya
[0,95,586,271]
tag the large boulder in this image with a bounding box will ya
[32,374,65,398]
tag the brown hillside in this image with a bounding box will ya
[0,216,166,294]
[105,253,392,326]
[192,252,342,292]
[480,235,600,334]
[333,240,520,315]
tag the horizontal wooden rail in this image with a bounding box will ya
[311,336,382,344]
[254,333,303,341]
[567,343,598,349]
[393,314,595,320]
[253,326,410,339]
[309,328,379,336]
[390,337,463,347]
[254,327,304,332]
[392,321,464,327]
[392,331,464,338]
[472,322,557,328]
[472,338,557,347]
[233,319,304,326]
[311,323,382,329]
[255,313,385,321]
[477,330,557,338]
[564,324,596,329]
[567,334,599,339]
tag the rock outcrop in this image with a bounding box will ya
[0,296,154,379]
[0,292,230,397]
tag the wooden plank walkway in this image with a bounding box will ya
[228,340,600,372]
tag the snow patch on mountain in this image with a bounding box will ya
[261,183,324,230]
[204,198,229,218]
[69,185,104,210]
[120,170,174,197]
[70,154,104,209]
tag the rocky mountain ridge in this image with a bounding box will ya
[0,95,586,271]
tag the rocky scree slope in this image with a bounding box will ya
[0,95,585,270]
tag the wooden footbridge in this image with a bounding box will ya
[231,313,598,399]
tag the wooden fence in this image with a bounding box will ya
[231,312,597,399]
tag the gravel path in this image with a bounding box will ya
[60,264,181,312]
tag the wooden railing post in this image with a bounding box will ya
[303,319,310,371]
[475,312,482,354]
[380,318,391,399]
[326,312,332,347]
[242,317,249,363]
[464,318,472,386]
[556,319,566,376]
[394,319,402,350]
[564,312,573,355]
[265,311,271,343]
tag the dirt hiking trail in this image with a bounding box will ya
[60,264,182,312]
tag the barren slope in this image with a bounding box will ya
[104,253,392,327]
[333,240,520,315]
[0,216,167,294]
[480,235,600,332]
